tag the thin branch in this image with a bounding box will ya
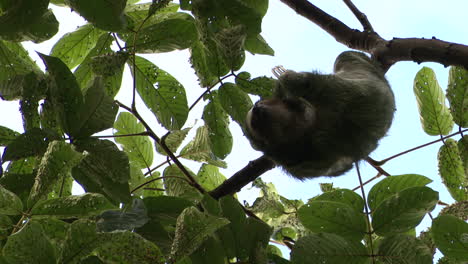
[379,128,467,164]
[355,162,375,262]
[116,100,207,194]
[343,0,374,32]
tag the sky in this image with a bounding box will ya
[1,0,466,256]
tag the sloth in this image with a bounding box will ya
[245,51,395,180]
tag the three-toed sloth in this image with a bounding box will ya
[245,51,395,180]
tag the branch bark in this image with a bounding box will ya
[280,0,468,70]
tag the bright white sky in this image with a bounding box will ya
[1,0,466,257]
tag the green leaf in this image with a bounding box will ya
[0,0,58,42]
[219,195,248,259]
[125,2,179,21]
[196,164,227,192]
[90,51,129,77]
[218,82,253,127]
[169,206,230,263]
[31,193,116,218]
[2,221,56,264]
[123,12,197,53]
[155,128,191,155]
[50,24,104,69]
[74,77,119,138]
[189,40,226,87]
[312,189,364,213]
[65,0,127,31]
[0,126,19,146]
[375,234,433,264]
[245,34,275,55]
[372,186,438,236]
[291,233,369,264]
[202,92,233,159]
[179,126,227,168]
[72,138,131,204]
[432,215,468,261]
[438,138,468,201]
[235,72,275,98]
[2,128,60,161]
[447,66,468,127]
[28,141,84,207]
[0,41,42,99]
[114,112,153,169]
[39,53,84,136]
[190,237,226,264]
[130,56,189,130]
[73,34,116,94]
[459,136,468,177]
[0,172,35,204]
[0,185,23,215]
[413,67,454,135]
[243,217,272,263]
[367,174,433,211]
[163,165,203,202]
[298,201,366,241]
[98,231,164,264]
[60,219,102,264]
[214,26,246,71]
[96,199,149,232]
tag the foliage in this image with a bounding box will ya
[0,0,466,263]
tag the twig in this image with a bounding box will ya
[355,162,375,262]
[343,0,374,32]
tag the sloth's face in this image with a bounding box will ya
[246,97,316,147]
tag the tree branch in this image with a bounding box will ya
[210,155,275,199]
[279,0,468,70]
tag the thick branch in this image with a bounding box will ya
[280,0,468,70]
[210,156,275,199]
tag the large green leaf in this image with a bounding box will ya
[189,40,227,87]
[98,231,164,264]
[298,200,367,241]
[438,139,468,201]
[130,56,189,130]
[312,189,365,214]
[372,186,438,236]
[375,234,432,264]
[291,233,369,264]
[28,141,84,207]
[114,112,153,169]
[163,165,203,202]
[196,164,227,192]
[432,215,468,261]
[169,206,230,263]
[218,82,253,127]
[447,66,468,127]
[31,193,116,219]
[39,53,84,137]
[2,128,60,161]
[2,221,56,264]
[413,67,454,135]
[0,185,23,215]
[0,41,43,99]
[155,127,191,155]
[0,0,58,42]
[50,23,104,69]
[0,126,19,146]
[367,174,432,211]
[74,77,119,138]
[72,138,131,204]
[235,72,275,98]
[202,92,233,159]
[74,34,114,91]
[123,12,197,53]
[65,0,127,31]
[179,126,227,168]
[60,219,103,264]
